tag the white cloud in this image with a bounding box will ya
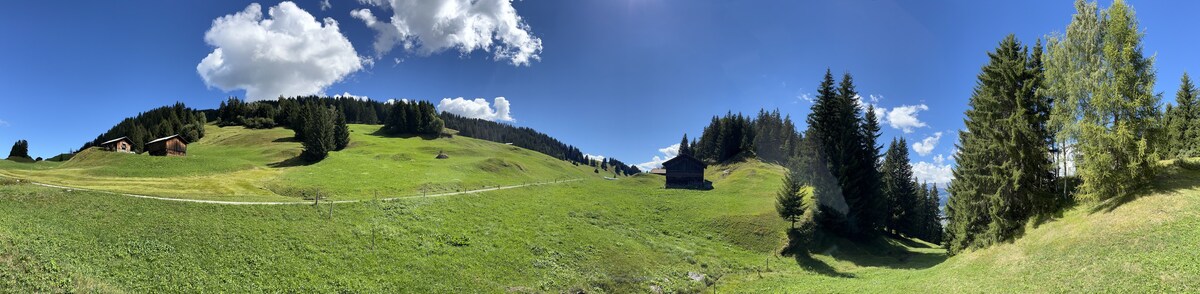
[584,154,605,162]
[384,98,410,105]
[334,92,369,101]
[197,2,364,101]
[912,153,953,184]
[320,0,331,11]
[0,119,9,127]
[636,144,680,171]
[886,104,929,133]
[437,97,513,121]
[912,132,942,156]
[852,94,887,121]
[351,0,543,66]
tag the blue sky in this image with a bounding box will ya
[2,0,1198,183]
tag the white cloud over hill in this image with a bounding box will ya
[437,97,514,122]
[351,0,543,66]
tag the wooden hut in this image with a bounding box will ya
[661,154,712,190]
[145,135,187,156]
[100,137,134,153]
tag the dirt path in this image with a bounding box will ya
[18,178,583,205]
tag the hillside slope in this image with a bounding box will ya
[726,164,1200,292]
[0,124,596,202]
[0,159,789,292]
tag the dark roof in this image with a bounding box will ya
[100,137,131,145]
[661,154,706,168]
[146,134,188,145]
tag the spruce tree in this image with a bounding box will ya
[679,134,692,157]
[334,110,350,151]
[881,138,917,236]
[1173,73,1198,157]
[776,162,809,229]
[7,140,29,159]
[301,105,336,162]
[948,35,1055,254]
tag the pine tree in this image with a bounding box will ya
[881,138,917,236]
[334,110,350,151]
[7,140,30,159]
[948,35,1055,254]
[1171,73,1198,157]
[927,183,943,244]
[858,103,885,233]
[301,105,336,162]
[776,162,809,229]
[679,134,692,157]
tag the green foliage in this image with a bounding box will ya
[8,140,30,160]
[881,138,918,236]
[300,104,336,162]
[776,163,809,230]
[334,111,350,151]
[1165,73,1199,158]
[803,70,884,237]
[947,35,1056,254]
[384,100,443,136]
[1044,0,1159,203]
[84,103,207,153]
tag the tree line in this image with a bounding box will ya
[440,112,639,175]
[681,70,937,245]
[84,103,208,153]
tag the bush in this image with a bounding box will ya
[243,117,277,129]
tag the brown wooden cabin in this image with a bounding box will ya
[661,154,712,190]
[145,135,187,156]
[100,137,134,153]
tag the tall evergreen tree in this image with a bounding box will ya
[805,69,879,237]
[334,110,350,151]
[301,104,336,162]
[881,138,917,235]
[679,134,692,157]
[7,140,30,159]
[1168,73,1198,157]
[948,35,1055,254]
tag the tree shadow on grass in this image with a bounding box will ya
[268,155,312,168]
[822,235,948,270]
[780,229,854,278]
[368,129,441,140]
[1090,163,1200,214]
[272,137,299,143]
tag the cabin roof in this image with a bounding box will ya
[146,134,188,145]
[100,136,131,145]
[661,154,706,168]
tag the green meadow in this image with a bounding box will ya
[1,126,1196,292]
[0,124,596,202]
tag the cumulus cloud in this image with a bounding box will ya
[584,154,606,162]
[351,0,543,66]
[636,144,680,171]
[912,132,942,156]
[886,104,929,133]
[437,97,513,121]
[334,92,370,101]
[320,0,331,10]
[912,153,953,184]
[197,2,364,101]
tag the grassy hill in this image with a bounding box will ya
[0,158,789,292]
[0,124,596,202]
[723,163,1200,292]
[1,125,1196,292]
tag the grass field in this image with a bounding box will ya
[0,124,597,202]
[1,125,1197,292]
